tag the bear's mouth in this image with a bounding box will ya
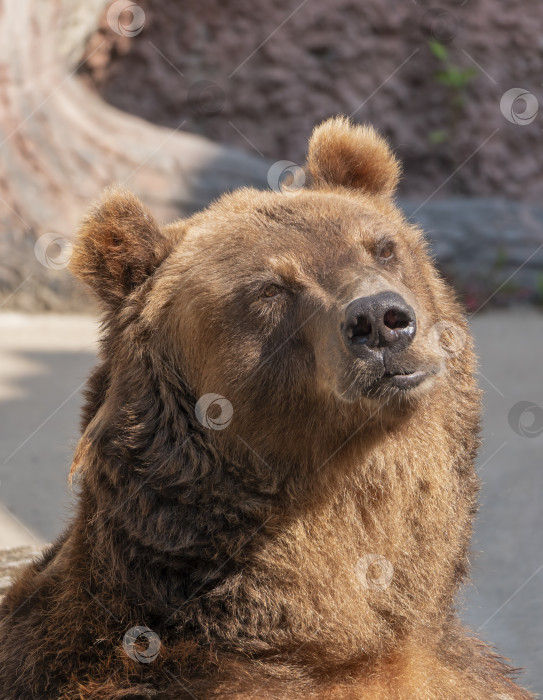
[381,369,428,389]
[337,346,442,402]
[365,365,438,396]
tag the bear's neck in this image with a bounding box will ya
[77,386,479,666]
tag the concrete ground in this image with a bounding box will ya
[0,311,541,695]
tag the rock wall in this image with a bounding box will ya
[400,198,543,309]
[81,0,543,201]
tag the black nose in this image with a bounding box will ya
[343,292,416,352]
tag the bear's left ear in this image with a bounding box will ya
[306,116,401,196]
[70,187,174,308]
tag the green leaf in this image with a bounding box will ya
[435,70,455,87]
[436,65,478,90]
[461,67,477,82]
[428,39,448,62]
[448,67,467,88]
[429,129,449,144]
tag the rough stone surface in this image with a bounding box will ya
[82,0,543,201]
[401,198,543,309]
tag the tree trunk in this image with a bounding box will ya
[0,0,268,311]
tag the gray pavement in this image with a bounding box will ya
[0,311,541,694]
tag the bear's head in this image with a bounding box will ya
[70,117,471,489]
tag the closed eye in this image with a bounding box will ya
[260,283,285,299]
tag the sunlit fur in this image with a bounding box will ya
[0,118,534,699]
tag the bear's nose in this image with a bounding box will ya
[342,292,416,352]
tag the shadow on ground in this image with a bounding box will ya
[0,342,96,542]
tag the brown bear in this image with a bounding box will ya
[0,117,535,699]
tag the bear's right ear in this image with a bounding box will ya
[70,187,173,308]
[306,116,401,196]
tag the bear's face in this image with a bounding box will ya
[72,118,462,462]
[159,188,444,411]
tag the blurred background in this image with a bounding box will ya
[0,0,541,694]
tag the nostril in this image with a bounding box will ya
[343,293,416,353]
[383,308,411,330]
[349,315,372,344]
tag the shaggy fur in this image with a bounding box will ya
[0,117,535,699]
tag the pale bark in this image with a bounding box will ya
[0,0,268,310]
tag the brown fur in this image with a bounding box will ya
[0,118,535,699]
